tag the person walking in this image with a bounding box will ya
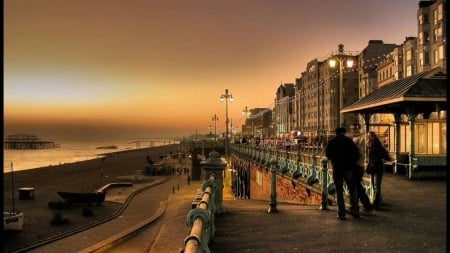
[366,131,389,210]
[325,127,360,220]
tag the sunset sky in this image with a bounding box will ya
[4,0,418,141]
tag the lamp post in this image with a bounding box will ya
[220,89,233,155]
[208,124,213,138]
[328,44,354,128]
[212,114,219,142]
[242,106,251,117]
[242,106,251,138]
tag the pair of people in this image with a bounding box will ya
[326,127,375,220]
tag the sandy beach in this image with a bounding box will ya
[3,144,182,253]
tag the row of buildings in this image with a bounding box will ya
[242,0,446,148]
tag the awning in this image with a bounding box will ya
[341,67,447,115]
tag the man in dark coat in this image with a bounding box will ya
[325,127,360,220]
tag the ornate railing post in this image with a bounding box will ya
[200,151,227,213]
[320,157,329,210]
[268,158,279,213]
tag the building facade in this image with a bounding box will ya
[246,0,446,154]
[417,0,446,73]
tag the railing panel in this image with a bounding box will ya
[229,143,374,202]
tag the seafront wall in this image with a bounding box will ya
[231,155,323,206]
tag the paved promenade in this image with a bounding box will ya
[156,173,446,253]
[21,172,446,253]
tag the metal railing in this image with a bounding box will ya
[181,173,217,253]
[229,143,374,203]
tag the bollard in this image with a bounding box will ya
[268,158,279,213]
[320,157,329,210]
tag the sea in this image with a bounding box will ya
[3,138,179,173]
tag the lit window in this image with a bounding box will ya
[439,46,444,60]
[406,50,412,61]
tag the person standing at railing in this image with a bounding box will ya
[325,127,360,220]
[366,131,390,210]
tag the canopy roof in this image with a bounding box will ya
[341,68,447,115]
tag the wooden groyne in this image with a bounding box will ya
[4,134,60,149]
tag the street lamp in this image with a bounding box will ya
[242,106,251,117]
[328,44,354,128]
[242,106,251,137]
[212,114,219,142]
[220,89,233,155]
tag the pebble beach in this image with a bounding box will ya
[3,144,181,253]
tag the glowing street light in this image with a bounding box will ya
[328,44,354,128]
[220,89,233,155]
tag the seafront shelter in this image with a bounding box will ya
[341,67,446,178]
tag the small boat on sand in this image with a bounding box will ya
[4,162,24,231]
[57,191,106,205]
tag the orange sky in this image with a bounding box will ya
[4,0,418,140]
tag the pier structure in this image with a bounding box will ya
[4,134,60,149]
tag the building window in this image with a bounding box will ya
[437,4,443,20]
[433,9,438,25]
[424,31,429,43]
[439,45,444,60]
[424,51,430,65]
[400,124,409,152]
[433,28,439,42]
[440,122,447,154]
[417,124,426,153]
[434,50,439,64]
[427,122,441,154]
[419,52,424,66]
[406,65,412,77]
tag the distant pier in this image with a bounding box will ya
[4,134,60,149]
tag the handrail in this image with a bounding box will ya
[181,173,216,253]
[229,143,374,203]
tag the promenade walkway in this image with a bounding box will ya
[23,172,445,253]
[153,173,446,253]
